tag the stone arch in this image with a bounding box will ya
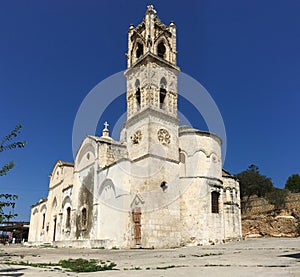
[76,143,95,165]
[155,36,172,61]
[80,205,88,228]
[135,41,144,59]
[99,179,116,201]
[130,35,145,64]
[191,148,210,158]
[39,204,47,213]
[32,208,38,215]
[65,207,71,229]
[62,196,71,208]
[157,40,166,59]
[50,161,62,183]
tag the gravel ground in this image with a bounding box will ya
[0,238,299,276]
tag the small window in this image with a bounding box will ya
[135,79,141,107]
[157,41,166,58]
[136,42,143,58]
[160,181,168,192]
[179,152,186,163]
[42,213,45,229]
[81,208,87,227]
[159,77,167,108]
[211,191,220,213]
[66,207,71,229]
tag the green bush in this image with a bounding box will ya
[59,258,117,272]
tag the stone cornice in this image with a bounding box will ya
[97,154,179,173]
[62,184,73,192]
[87,136,126,148]
[49,180,63,191]
[179,175,223,185]
[126,107,180,128]
[124,51,180,75]
[179,126,222,145]
[31,198,48,208]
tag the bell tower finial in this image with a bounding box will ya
[146,4,155,12]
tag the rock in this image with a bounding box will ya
[242,212,298,238]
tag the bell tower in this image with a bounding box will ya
[125,5,180,162]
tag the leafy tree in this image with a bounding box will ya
[0,194,18,222]
[0,124,26,176]
[266,188,288,211]
[0,124,26,222]
[236,164,274,213]
[285,174,300,193]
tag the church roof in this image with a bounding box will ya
[57,160,74,167]
[87,135,126,147]
[179,125,222,145]
[31,197,47,208]
[222,168,237,179]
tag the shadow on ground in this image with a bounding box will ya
[0,267,25,277]
[279,252,300,260]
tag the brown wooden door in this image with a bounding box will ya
[133,208,141,245]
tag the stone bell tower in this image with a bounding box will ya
[124,4,180,162]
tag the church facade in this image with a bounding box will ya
[28,5,242,248]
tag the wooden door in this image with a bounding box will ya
[133,208,141,245]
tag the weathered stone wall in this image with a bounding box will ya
[242,213,298,238]
[242,193,300,215]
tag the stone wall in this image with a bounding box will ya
[242,193,300,215]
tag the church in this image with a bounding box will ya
[28,5,242,248]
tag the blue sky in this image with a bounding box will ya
[1,0,300,221]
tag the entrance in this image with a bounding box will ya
[133,208,141,246]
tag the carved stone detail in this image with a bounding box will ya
[157,128,171,145]
[131,130,142,144]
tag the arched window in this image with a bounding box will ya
[179,152,186,163]
[179,151,186,177]
[135,79,141,107]
[159,77,167,108]
[211,191,220,213]
[66,207,71,229]
[81,208,87,227]
[157,41,166,58]
[42,213,45,229]
[136,42,143,58]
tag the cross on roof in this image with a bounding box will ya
[104,121,109,130]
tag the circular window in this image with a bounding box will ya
[131,130,142,144]
[157,129,170,145]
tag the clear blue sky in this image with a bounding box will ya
[1,0,300,221]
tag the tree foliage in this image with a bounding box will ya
[0,124,26,222]
[0,194,18,222]
[236,164,274,199]
[0,124,26,176]
[266,188,288,211]
[236,164,274,213]
[285,174,300,193]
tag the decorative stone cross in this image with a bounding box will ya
[102,121,110,137]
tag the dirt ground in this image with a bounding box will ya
[0,238,299,276]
